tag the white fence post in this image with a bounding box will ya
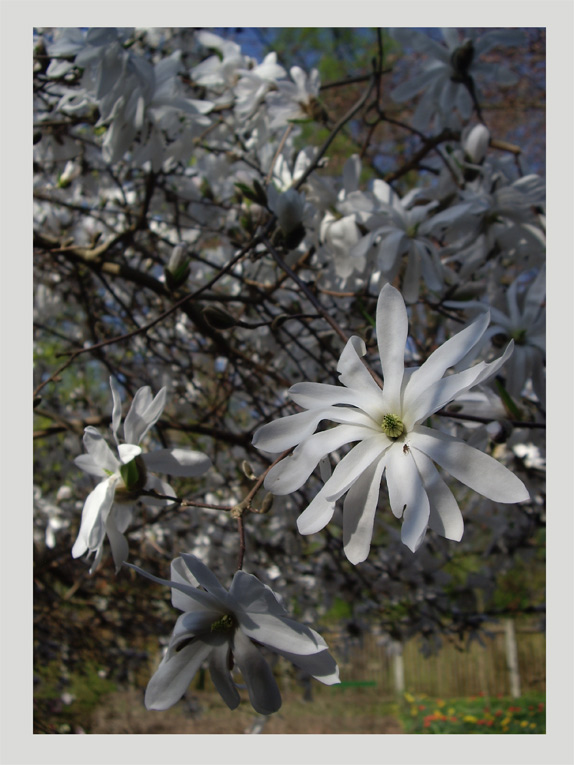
[504,619,521,698]
[392,641,405,695]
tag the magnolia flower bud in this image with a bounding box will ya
[57,161,82,188]
[464,124,490,164]
[165,243,190,290]
[202,305,238,330]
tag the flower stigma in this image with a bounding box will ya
[381,413,404,439]
[210,614,235,633]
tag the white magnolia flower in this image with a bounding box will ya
[267,186,306,236]
[390,28,525,130]
[253,284,529,563]
[266,66,323,128]
[343,180,463,302]
[72,378,212,573]
[128,554,339,715]
[446,266,546,405]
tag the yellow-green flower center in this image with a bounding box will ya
[381,414,404,439]
[210,614,234,633]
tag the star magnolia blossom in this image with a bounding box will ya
[128,554,339,715]
[72,378,212,573]
[253,284,529,563]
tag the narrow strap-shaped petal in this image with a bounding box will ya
[376,284,408,413]
[72,476,117,559]
[208,642,240,710]
[144,639,214,711]
[236,611,327,656]
[410,426,530,503]
[170,556,201,610]
[253,406,372,454]
[123,385,167,445]
[74,454,109,478]
[142,448,212,477]
[401,245,422,304]
[385,444,430,552]
[124,562,223,611]
[522,265,545,325]
[323,434,389,502]
[264,424,377,496]
[179,553,232,605]
[117,443,142,463]
[404,311,490,409]
[105,509,130,573]
[377,228,407,273]
[229,571,287,617]
[109,377,122,444]
[296,488,337,536]
[404,353,506,429]
[343,452,387,564]
[274,647,340,685]
[336,336,385,417]
[232,630,282,715]
[289,382,380,420]
[82,427,120,474]
[411,448,463,541]
[173,608,223,641]
[505,278,522,328]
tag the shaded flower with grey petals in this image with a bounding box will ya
[128,554,339,715]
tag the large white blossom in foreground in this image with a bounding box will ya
[128,554,339,715]
[253,284,529,563]
[72,378,212,573]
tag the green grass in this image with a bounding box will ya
[398,691,546,734]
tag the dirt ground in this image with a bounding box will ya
[88,688,404,735]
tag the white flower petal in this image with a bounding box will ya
[174,608,223,640]
[232,630,282,715]
[145,639,213,710]
[404,311,490,409]
[404,345,513,429]
[264,424,376,496]
[385,446,429,552]
[118,443,142,463]
[237,611,327,656]
[229,571,286,617]
[376,284,408,412]
[343,453,387,564]
[105,511,130,573]
[273,647,340,685]
[74,454,109,478]
[208,642,240,710]
[402,246,422,304]
[410,426,530,503]
[289,382,379,418]
[297,489,337,535]
[72,476,117,559]
[81,427,120,474]
[324,435,388,502]
[109,377,122,445]
[142,448,211,477]
[253,406,368,454]
[377,228,407,273]
[124,562,222,611]
[411,449,463,541]
[336,337,385,416]
[123,385,167,445]
[180,553,231,604]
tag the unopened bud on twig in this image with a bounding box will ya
[203,305,238,330]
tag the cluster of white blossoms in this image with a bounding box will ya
[34,27,544,717]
